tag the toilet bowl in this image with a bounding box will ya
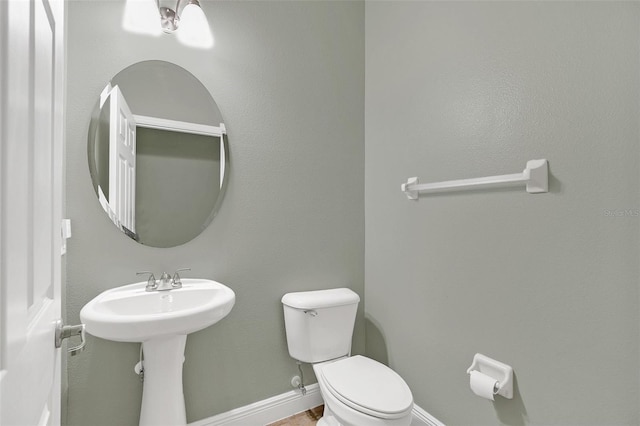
[313,356,413,426]
[282,288,413,426]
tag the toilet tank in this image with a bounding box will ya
[282,288,360,363]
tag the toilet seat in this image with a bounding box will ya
[318,355,413,420]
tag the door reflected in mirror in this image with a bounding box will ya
[88,60,228,248]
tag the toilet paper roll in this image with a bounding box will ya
[469,370,498,401]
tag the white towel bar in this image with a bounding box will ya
[401,159,548,200]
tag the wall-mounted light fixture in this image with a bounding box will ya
[123,0,214,49]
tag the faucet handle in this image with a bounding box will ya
[137,271,157,291]
[172,268,191,288]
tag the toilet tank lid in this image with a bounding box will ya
[282,288,360,309]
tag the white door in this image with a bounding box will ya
[108,85,137,234]
[0,0,65,424]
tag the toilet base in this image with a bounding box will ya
[317,404,340,426]
[317,416,340,426]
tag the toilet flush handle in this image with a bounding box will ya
[303,310,318,317]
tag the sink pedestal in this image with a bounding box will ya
[139,335,188,426]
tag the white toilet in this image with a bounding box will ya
[282,288,413,426]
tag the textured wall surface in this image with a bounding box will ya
[365,2,639,425]
[65,1,364,424]
[66,1,640,425]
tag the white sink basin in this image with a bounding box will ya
[79,278,235,426]
[80,279,235,342]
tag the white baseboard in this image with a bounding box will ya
[189,384,323,426]
[190,383,445,426]
[412,404,445,426]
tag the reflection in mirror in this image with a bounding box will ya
[88,60,228,247]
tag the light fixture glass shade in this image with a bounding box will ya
[123,0,162,36]
[176,3,214,49]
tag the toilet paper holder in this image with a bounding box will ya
[466,353,513,399]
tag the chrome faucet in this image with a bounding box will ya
[156,272,174,291]
[137,271,158,292]
[171,268,191,289]
[137,269,191,292]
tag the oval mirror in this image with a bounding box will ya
[88,60,228,248]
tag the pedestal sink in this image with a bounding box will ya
[80,279,235,426]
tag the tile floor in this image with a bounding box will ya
[267,405,324,426]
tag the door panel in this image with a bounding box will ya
[0,0,65,424]
[31,0,55,314]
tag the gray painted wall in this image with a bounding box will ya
[365,2,639,425]
[66,1,640,425]
[65,1,364,424]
